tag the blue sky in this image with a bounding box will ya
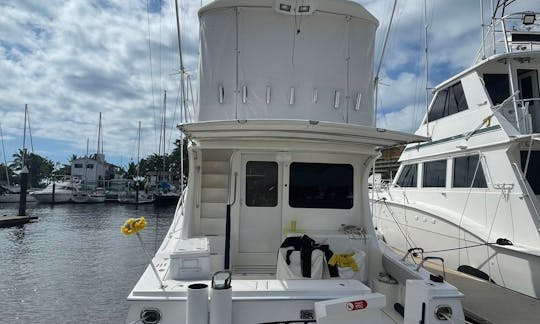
[1,0,539,169]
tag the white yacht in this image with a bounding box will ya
[30,180,77,203]
[372,6,540,298]
[125,1,466,323]
[71,188,106,203]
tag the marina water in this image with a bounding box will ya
[0,203,174,323]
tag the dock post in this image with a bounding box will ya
[18,166,29,216]
[52,182,56,204]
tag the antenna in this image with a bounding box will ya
[174,0,186,193]
[424,0,430,137]
[480,0,486,60]
[374,0,398,126]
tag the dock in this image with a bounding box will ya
[0,215,38,228]
[425,263,540,324]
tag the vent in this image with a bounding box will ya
[234,265,276,276]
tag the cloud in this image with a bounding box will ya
[0,0,539,167]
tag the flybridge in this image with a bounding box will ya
[197,0,378,126]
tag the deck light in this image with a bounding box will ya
[298,5,310,13]
[279,4,291,12]
[523,12,536,25]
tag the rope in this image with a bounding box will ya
[423,242,497,254]
[379,198,417,250]
[457,153,483,264]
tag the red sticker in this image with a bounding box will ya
[346,300,368,311]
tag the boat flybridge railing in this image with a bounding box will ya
[475,11,540,63]
[498,97,540,134]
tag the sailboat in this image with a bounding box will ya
[118,121,154,204]
[1,107,36,204]
[153,90,182,206]
[71,113,107,203]
[125,1,466,323]
[0,123,19,203]
[372,2,540,298]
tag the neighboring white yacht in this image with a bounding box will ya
[372,6,540,298]
[30,180,77,203]
[71,188,106,203]
[125,1,466,324]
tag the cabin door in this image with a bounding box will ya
[236,154,283,267]
[518,69,540,132]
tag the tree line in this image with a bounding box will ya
[0,138,188,188]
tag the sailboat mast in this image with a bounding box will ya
[162,90,167,158]
[136,121,141,204]
[22,104,28,164]
[97,112,103,156]
[0,124,10,186]
[424,0,430,137]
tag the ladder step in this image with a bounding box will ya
[202,150,232,161]
[201,188,228,203]
[201,202,227,219]
[202,174,229,188]
[202,161,229,174]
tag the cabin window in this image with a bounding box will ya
[484,74,510,105]
[245,161,278,207]
[86,164,94,169]
[74,163,83,168]
[453,155,487,188]
[289,162,353,209]
[423,160,447,187]
[396,164,417,187]
[521,151,540,194]
[427,82,468,122]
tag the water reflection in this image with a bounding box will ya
[0,203,174,323]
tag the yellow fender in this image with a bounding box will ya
[121,217,146,236]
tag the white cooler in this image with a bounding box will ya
[169,237,211,280]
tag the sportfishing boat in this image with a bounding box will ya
[30,180,78,203]
[372,3,540,298]
[125,1,466,323]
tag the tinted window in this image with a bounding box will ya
[423,160,447,187]
[484,74,510,105]
[427,82,469,123]
[245,161,278,207]
[521,151,540,194]
[74,163,83,168]
[86,164,94,169]
[289,163,353,209]
[396,164,417,187]
[453,155,487,188]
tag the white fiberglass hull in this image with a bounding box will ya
[373,200,540,298]
[31,191,72,203]
[71,192,106,203]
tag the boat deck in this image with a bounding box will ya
[425,263,540,324]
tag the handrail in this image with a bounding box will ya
[511,162,540,224]
[475,11,540,62]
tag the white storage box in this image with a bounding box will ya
[169,237,211,280]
